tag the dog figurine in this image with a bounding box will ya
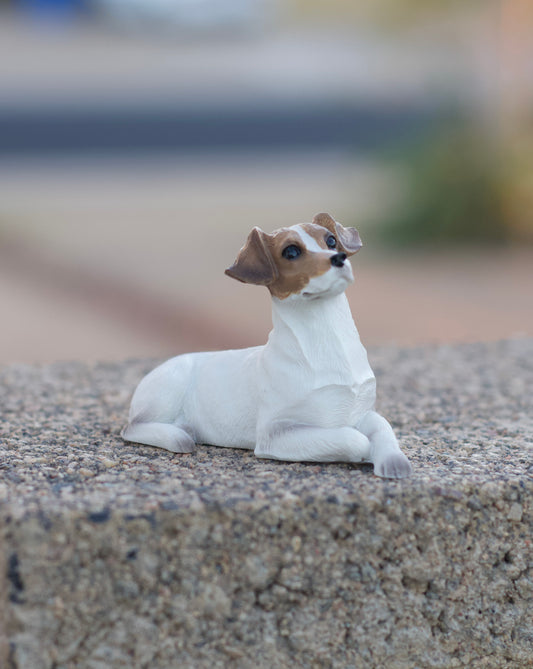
[122,213,412,479]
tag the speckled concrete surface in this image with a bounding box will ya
[1,339,532,668]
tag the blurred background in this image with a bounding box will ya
[0,0,532,364]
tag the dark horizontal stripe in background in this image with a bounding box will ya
[0,103,439,156]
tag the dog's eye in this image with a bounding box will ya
[326,235,337,249]
[282,245,302,260]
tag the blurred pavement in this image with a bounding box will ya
[1,155,531,364]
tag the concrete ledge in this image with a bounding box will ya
[1,339,532,668]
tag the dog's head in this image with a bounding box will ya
[225,213,362,300]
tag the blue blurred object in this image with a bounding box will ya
[16,0,84,21]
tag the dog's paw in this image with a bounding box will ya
[121,422,196,453]
[374,451,412,479]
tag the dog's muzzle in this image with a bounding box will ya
[330,253,347,268]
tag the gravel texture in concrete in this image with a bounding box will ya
[0,339,532,668]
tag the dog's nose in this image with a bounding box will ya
[330,253,347,267]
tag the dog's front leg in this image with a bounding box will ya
[356,411,412,479]
[255,424,371,464]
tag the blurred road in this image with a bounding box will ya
[0,103,437,157]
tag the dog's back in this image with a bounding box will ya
[124,347,262,450]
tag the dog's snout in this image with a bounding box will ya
[330,252,347,268]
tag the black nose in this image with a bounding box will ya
[330,252,347,268]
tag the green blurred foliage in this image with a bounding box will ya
[287,0,488,29]
[373,125,515,247]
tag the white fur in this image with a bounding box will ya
[295,226,324,253]
[122,224,412,478]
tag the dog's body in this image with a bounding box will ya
[122,213,412,478]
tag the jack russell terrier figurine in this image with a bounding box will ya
[122,213,412,479]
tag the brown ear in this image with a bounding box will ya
[312,212,337,233]
[225,227,278,285]
[312,212,363,256]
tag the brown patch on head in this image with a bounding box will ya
[299,222,337,249]
[264,226,335,299]
[312,212,363,255]
[225,225,333,299]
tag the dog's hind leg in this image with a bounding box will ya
[121,421,195,453]
[255,424,371,464]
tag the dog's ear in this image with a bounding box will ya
[312,212,363,256]
[225,227,278,286]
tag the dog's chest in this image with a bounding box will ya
[263,336,373,388]
[259,341,375,428]
[261,323,374,399]
[259,294,377,422]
